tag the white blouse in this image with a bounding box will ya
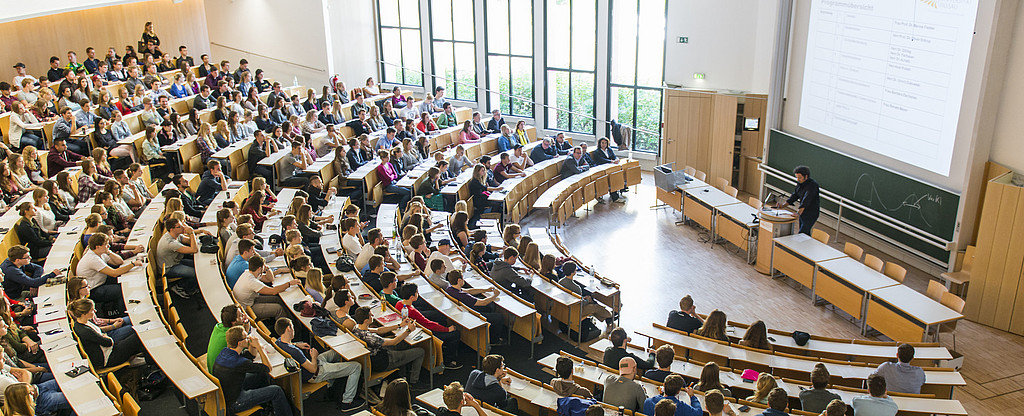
[34,205,57,232]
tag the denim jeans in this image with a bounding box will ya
[384,183,411,210]
[233,373,293,416]
[386,347,424,384]
[311,350,361,403]
[35,379,71,415]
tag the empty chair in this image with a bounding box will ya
[747,197,763,210]
[724,186,738,198]
[883,262,907,283]
[843,242,864,261]
[939,292,966,350]
[684,166,696,176]
[940,245,975,296]
[864,254,884,272]
[694,170,707,181]
[811,229,830,244]
[714,177,729,191]
[926,280,948,302]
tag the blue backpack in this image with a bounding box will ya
[557,397,598,416]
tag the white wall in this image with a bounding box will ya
[2,0,149,23]
[203,0,378,92]
[663,0,777,93]
[989,2,1024,174]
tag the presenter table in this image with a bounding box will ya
[714,202,760,263]
[815,257,899,321]
[682,186,739,238]
[865,284,964,342]
[771,233,846,289]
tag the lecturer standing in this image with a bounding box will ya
[777,165,820,235]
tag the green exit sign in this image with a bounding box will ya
[678,36,689,43]
[693,73,705,80]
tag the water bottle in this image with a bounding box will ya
[401,307,409,319]
[292,76,299,87]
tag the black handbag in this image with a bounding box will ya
[336,254,355,273]
[199,234,219,254]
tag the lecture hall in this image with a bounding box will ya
[0,0,1018,415]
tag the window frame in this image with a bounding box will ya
[428,0,478,102]
[377,0,425,87]
[605,0,667,154]
[483,0,536,118]
[543,0,597,135]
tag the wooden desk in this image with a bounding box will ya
[682,185,740,239]
[526,227,620,313]
[714,201,760,263]
[771,233,845,290]
[866,285,964,342]
[199,182,249,225]
[815,257,899,321]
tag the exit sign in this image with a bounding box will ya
[693,73,705,80]
[678,36,689,43]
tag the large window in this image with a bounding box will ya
[486,0,534,117]
[379,0,423,86]
[545,0,596,134]
[608,0,666,153]
[430,0,476,101]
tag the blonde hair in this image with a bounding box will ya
[748,373,778,403]
[522,242,541,270]
[306,268,326,295]
[20,147,38,171]
[3,383,35,416]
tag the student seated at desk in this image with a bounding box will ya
[489,247,534,302]
[739,320,772,350]
[823,399,847,416]
[757,388,790,416]
[550,356,593,398]
[67,277,134,342]
[852,374,897,416]
[666,295,704,333]
[703,390,737,416]
[643,374,702,416]
[156,217,204,298]
[800,364,841,414]
[0,322,72,416]
[495,125,514,152]
[872,343,925,395]
[274,317,364,411]
[466,354,516,412]
[70,299,149,369]
[445,270,505,338]
[440,381,486,416]
[1,245,59,300]
[553,133,573,155]
[207,305,250,372]
[226,239,260,287]
[557,262,614,332]
[214,326,295,416]
[233,255,299,322]
[695,309,730,342]
[351,306,425,387]
[560,147,590,180]
[604,328,656,371]
[644,345,676,383]
[76,233,142,313]
[14,203,54,262]
[745,373,778,405]
[603,357,647,412]
[196,160,229,207]
[396,284,462,370]
[694,362,731,397]
[492,153,524,184]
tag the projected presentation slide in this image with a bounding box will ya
[799,0,979,176]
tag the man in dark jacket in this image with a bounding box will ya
[214,326,293,416]
[173,174,207,217]
[1,245,59,299]
[560,147,590,179]
[603,327,656,371]
[665,295,704,333]
[530,138,558,164]
[466,354,517,412]
[195,160,228,206]
[489,248,533,302]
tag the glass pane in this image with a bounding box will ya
[433,41,455,92]
[486,0,510,54]
[379,0,400,27]
[609,0,638,85]
[546,0,570,69]
[455,43,476,101]
[570,72,594,133]
[401,29,423,85]
[636,0,666,87]
[509,0,533,56]
[488,55,511,114]
[381,29,404,83]
[611,87,635,126]
[510,57,533,117]
[570,0,596,70]
[398,0,420,28]
[431,0,454,40]
[547,70,570,131]
[452,0,475,42]
[635,88,663,152]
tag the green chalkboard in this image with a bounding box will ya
[766,130,959,261]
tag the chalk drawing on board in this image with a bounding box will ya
[852,174,942,230]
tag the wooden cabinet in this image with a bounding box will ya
[965,172,1024,335]
[661,89,736,187]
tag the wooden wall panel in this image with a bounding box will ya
[966,174,1024,336]
[710,94,737,185]
[740,94,768,157]
[965,183,1001,320]
[977,185,1017,325]
[994,191,1024,330]
[0,0,209,84]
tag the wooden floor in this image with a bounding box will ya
[519,173,1024,415]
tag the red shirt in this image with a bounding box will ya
[395,301,450,333]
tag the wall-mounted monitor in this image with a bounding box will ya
[744,118,760,131]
